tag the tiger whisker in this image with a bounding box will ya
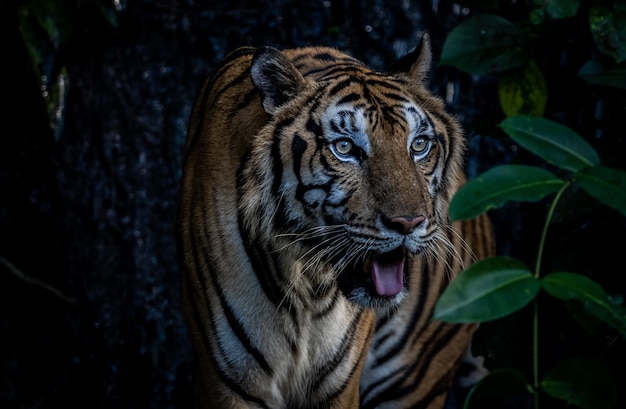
[272,225,346,252]
[265,191,285,232]
[429,228,467,282]
[442,226,474,267]
[444,224,477,263]
[312,239,372,298]
[277,233,349,310]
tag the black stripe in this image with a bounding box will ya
[362,323,463,408]
[424,145,441,178]
[235,156,302,343]
[381,91,409,102]
[371,262,430,366]
[197,187,274,376]
[289,51,360,67]
[336,92,362,105]
[312,288,340,319]
[380,105,405,127]
[302,61,363,79]
[306,114,323,136]
[230,87,260,120]
[433,113,454,175]
[371,309,398,349]
[292,133,307,165]
[301,65,334,78]
[270,117,295,196]
[312,51,342,61]
[291,53,309,64]
[402,324,466,407]
[238,213,290,309]
[184,47,256,165]
[187,276,270,409]
[360,362,411,405]
[312,309,368,400]
[366,77,403,92]
[316,69,358,82]
[292,128,337,216]
[311,310,361,388]
[481,214,496,258]
[186,216,270,408]
[197,200,274,376]
[200,47,255,111]
[327,77,353,96]
[215,46,257,78]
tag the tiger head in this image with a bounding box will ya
[238,35,465,312]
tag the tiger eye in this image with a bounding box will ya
[410,137,428,154]
[334,139,353,155]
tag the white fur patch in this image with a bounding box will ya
[322,104,371,161]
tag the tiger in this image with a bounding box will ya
[176,33,494,409]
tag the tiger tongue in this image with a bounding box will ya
[371,251,405,296]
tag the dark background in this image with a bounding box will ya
[2,1,624,408]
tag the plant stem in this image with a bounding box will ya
[533,299,539,409]
[534,181,570,279]
[532,181,571,409]
[0,254,77,304]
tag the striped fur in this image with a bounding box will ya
[177,34,494,409]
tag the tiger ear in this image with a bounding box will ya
[387,32,433,81]
[251,46,306,115]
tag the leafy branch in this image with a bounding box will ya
[435,115,626,409]
[434,1,626,408]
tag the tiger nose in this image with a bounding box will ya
[382,215,425,235]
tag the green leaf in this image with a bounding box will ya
[542,272,608,300]
[28,0,74,50]
[563,299,605,335]
[499,116,600,172]
[498,59,547,117]
[463,368,533,409]
[530,1,546,25]
[578,57,626,90]
[589,4,626,63]
[584,297,626,338]
[543,272,626,337]
[541,357,618,409]
[575,166,626,217]
[545,0,581,19]
[440,14,531,75]
[433,256,540,323]
[449,164,564,221]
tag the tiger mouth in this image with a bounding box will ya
[340,247,407,299]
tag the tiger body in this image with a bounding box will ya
[177,36,494,409]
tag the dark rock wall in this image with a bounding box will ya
[2,1,623,408]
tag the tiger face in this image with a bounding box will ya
[239,44,464,312]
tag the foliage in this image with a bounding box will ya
[440,0,626,117]
[436,1,626,408]
[439,114,626,409]
[17,0,120,141]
